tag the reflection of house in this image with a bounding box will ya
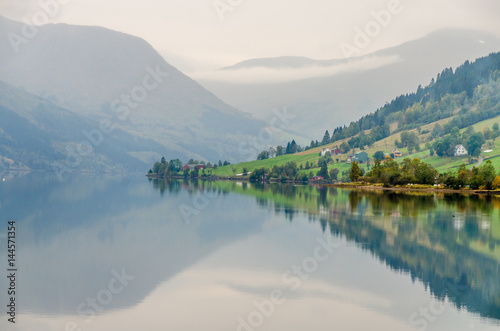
[321,148,331,156]
[454,144,468,156]
[331,148,342,155]
[182,164,204,171]
[347,151,368,163]
[392,149,403,158]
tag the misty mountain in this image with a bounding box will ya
[220,56,344,70]
[0,80,170,174]
[0,16,265,166]
[199,29,500,138]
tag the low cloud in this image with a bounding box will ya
[0,2,41,20]
[193,55,402,84]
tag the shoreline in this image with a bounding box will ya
[146,174,500,195]
[324,184,500,195]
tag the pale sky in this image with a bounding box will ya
[1,0,500,74]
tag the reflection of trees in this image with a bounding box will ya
[256,197,269,208]
[361,191,438,217]
[317,187,328,208]
[441,194,494,215]
[184,182,499,321]
[150,179,182,196]
[270,184,298,199]
[326,211,500,320]
[150,179,230,197]
[348,191,362,212]
[149,180,500,319]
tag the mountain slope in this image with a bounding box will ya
[199,29,500,138]
[0,80,170,174]
[0,16,265,163]
[207,52,500,178]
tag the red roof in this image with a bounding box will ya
[182,164,204,171]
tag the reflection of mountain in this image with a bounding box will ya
[327,198,500,320]
[3,177,500,323]
[210,182,500,320]
[0,175,266,315]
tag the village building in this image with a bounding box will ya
[311,176,324,181]
[454,144,468,156]
[392,149,403,158]
[182,164,204,171]
[320,148,331,156]
[347,151,369,163]
[331,148,342,155]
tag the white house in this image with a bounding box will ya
[454,144,468,156]
[321,148,331,156]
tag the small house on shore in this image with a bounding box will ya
[182,164,204,171]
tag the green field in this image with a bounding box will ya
[212,113,500,179]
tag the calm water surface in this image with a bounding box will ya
[0,174,499,331]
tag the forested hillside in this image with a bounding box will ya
[322,52,500,150]
[150,52,500,184]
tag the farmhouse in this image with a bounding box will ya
[392,149,403,158]
[331,148,342,155]
[454,144,468,156]
[347,151,368,164]
[320,148,331,156]
[182,164,204,171]
[311,176,324,181]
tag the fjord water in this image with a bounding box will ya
[1,175,500,331]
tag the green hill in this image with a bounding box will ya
[210,52,500,179]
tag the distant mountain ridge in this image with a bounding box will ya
[220,56,344,70]
[0,15,265,169]
[200,29,500,138]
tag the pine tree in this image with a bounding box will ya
[349,161,362,182]
[321,130,330,145]
[290,140,297,154]
[317,162,329,179]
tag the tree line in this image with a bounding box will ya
[148,157,232,177]
[352,156,500,190]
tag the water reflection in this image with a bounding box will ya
[150,180,500,321]
[0,176,499,331]
[0,175,266,317]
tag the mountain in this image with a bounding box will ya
[219,56,344,70]
[198,29,500,138]
[0,80,170,175]
[0,16,265,166]
[190,51,500,181]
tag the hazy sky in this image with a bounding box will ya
[1,0,500,74]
